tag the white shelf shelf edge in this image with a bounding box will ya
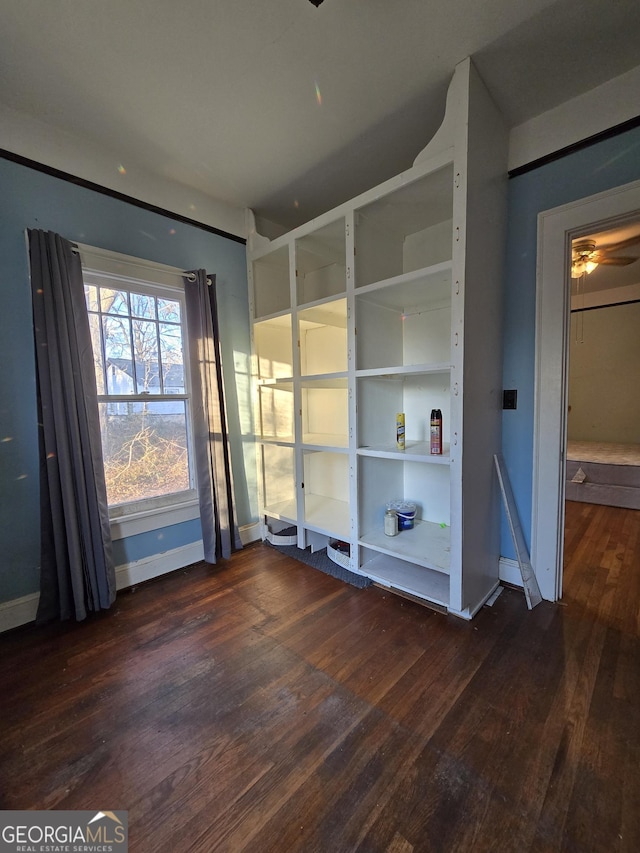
[300,371,348,382]
[362,553,450,607]
[359,519,451,574]
[304,494,350,540]
[296,291,348,312]
[357,442,451,463]
[355,363,451,379]
[253,307,292,323]
[302,434,349,450]
[263,500,297,524]
[354,260,453,296]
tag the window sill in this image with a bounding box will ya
[110,499,200,541]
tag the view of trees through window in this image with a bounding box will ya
[84,279,193,508]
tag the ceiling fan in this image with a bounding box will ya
[571,233,640,277]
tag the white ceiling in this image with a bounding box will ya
[1,0,640,231]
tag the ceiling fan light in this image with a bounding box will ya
[571,258,598,278]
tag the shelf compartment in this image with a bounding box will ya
[299,298,348,376]
[301,377,348,448]
[359,549,450,607]
[358,441,450,463]
[252,246,290,319]
[359,521,450,574]
[357,373,450,451]
[359,454,450,534]
[253,315,293,380]
[261,444,296,523]
[296,219,346,305]
[303,450,350,539]
[265,525,298,546]
[327,539,351,570]
[354,164,454,288]
[257,380,294,443]
[356,267,452,371]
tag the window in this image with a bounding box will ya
[80,246,197,531]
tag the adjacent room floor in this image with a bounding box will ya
[1,500,638,852]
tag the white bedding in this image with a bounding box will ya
[567,441,640,467]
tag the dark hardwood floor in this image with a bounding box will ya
[1,501,638,851]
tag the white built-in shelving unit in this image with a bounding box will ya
[248,57,507,618]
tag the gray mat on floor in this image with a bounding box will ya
[267,529,372,589]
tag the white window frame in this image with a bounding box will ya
[77,244,200,541]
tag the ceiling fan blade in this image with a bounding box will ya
[599,232,640,254]
[596,255,637,266]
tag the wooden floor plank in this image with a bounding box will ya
[1,506,639,851]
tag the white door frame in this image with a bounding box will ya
[531,178,640,601]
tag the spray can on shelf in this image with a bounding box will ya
[396,412,405,451]
[430,409,443,455]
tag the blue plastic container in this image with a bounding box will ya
[387,500,417,531]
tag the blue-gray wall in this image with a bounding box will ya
[0,157,256,603]
[3,124,640,604]
[501,124,640,558]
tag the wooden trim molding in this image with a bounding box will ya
[0,147,246,245]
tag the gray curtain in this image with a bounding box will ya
[184,270,242,562]
[29,230,116,622]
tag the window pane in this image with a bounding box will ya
[85,284,99,311]
[103,315,134,394]
[132,319,159,392]
[130,292,155,319]
[160,323,184,393]
[88,313,105,394]
[158,298,181,323]
[101,288,129,315]
[99,402,191,506]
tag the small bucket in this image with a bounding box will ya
[388,501,417,530]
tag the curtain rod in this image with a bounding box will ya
[70,243,212,285]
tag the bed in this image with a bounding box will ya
[566,441,640,509]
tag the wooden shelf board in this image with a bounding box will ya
[302,433,349,450]
[304,494,351,539]
[357,441,450,463]
[354,263,452,312]
[361,552,450,606]
[300,371,348,382]
[359,519,450,573]
[296,289,348,312]
[300,375,348,387]
[253,307,292,323]
[355,363,451,379]
[264,500,297,524]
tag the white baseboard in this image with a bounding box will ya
[0,592,40,633]
[499,557,524,588]
[114,541,205,590]
[239,521,261,545]
[0,526,262,634]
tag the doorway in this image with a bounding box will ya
[531,178,640,601]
